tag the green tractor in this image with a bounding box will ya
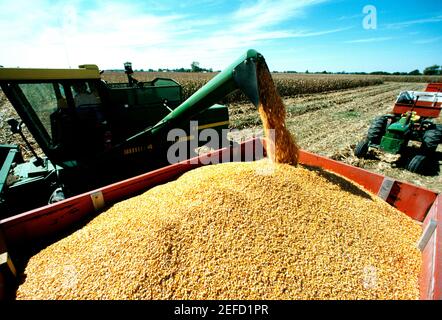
[355,85,442,175]
[0,49,264,219]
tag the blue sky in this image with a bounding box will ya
[0,0,441,72]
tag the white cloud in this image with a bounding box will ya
[344,37,393,44]
[289,27,352,38]
[412,37,442,45]
[386,15,442,29]
[183,0,340,66]
[337,13,363,21]
[233,0,325,32]
[0,1,195,68]
[0,0,345,70]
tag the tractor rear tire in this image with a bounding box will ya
[354,139,369,158]
[407,155,427,174]
[422,126,442,154]
[367,116,389,145]
[407,154,439,176]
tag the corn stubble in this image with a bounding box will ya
[16,62,421,300]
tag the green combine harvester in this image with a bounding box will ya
[354,85,442,175]
[0,49,264,218]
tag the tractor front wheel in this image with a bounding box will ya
[367,116,389,145]
[354,139,369,158]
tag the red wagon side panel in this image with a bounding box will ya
[426,83,442,92]
[420,194,442,300]
[392,103,442,118]
[298,150,437,221]
[432,195,442,300]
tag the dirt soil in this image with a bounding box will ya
[228,82,442,193]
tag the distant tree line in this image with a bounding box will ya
[106,61,215,73]
[277,65,442,76]
[152,62,214,73]
[106,63,441,75]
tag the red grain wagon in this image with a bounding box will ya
[0,138,440,300]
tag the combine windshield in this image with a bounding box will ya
[15,81,105,153]
[18,83,66,141]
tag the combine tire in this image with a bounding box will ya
[354,140,369,158]
[407,154,439,176]
[367,116,389,145]
[422,126,442,154]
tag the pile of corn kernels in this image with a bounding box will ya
[16,160,421,300]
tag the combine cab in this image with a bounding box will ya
[355,84,442,175]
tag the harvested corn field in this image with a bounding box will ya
[16,160,421,300]
[229,82,442,192]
